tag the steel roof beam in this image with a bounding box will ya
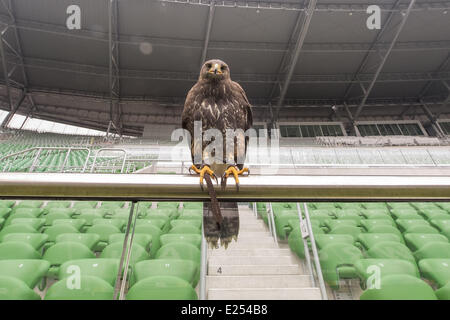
[352,0,416,121]
[0,0,36,128]
[2,17,449,54]
[108,0,122,137]
[272,0,317,124]
[158,0,450,12]
[199,0,216,66]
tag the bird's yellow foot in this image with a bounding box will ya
[189,165,218,190]
[221,166,250,191]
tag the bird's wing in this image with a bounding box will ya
[231,81,253,130]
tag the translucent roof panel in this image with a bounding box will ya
[7,114,106,136]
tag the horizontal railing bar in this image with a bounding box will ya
[0,171,449,201]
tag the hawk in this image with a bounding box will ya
[182,59,253,248]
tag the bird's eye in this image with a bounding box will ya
[206,64,212,69]
[221,65,227,70]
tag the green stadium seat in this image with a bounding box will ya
[52,219,86,231]
[390,209,423,220]
[441,227,450,241]
[56,233,100,251]
[360,219,396,231]
[43,242,96,277]
[404,233,448,251]
[333,210,362,223]
[44,224,80,248]
[168,225,201,235]
[435,282,450,300]
[170,219,202,229]
[0,218,4,229]
[158,202,180,209]
[404,225,440,234]
[354,259,419,289]
[108,233,152,252]
[360,275,437,300]
[288,229,306,259]
[356,233,402,251]
[360,208,391,219]
[104,208,130,219]
[328,225,362,239]
[429,219,450,232]
[9,208,45,218]
[72,209,106,226]
[155,243,201,267]
[2,233,48,250]
[362,203,388,210]
[9,218,45,230]
[178,211,202,221]
[308,209,334,224]
[0,207,11,219]
[366,241,416,266]
[0,276,41,300]
[59,258,120,287]
[45,276,114,300]
[0,200,15,208]
[366,225,405,243]
[134,259,198,287]
[318,242,363,289]
[414,242,450,260]
[0,224,37,241]
[126,276,197,300]
[45,201,71,209]
[419,259,450,288]
[100,242,149,269]
[312,203,336,210]
[273,211,298,240]
[44,212,72,226]
[13,201,43,209]
[315,234,354,250]
[418,208,450,221]
[135,219,167,231]
[160,234,202,248]
[396,219,430,232]
[134,224,162,257]
[182,202,201,210]
[0,241,41,260]
[72,202,98,210]
[388,203,414,210]
[86,224,122,251]
[0,259,50,288]
[323,219,357,231]
[337,203,362,210]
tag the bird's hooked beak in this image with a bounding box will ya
[208,63,223,75]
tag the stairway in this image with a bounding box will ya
[206,204,322,300]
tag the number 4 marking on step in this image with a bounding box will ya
[217,267,222,274]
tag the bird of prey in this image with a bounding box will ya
[182,59,253,248]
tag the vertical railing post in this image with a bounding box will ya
[199,223,208,300]
[296,202,316,287]
[303,203,328,300]
[268,202,278,245]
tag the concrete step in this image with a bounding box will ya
[209,248,292,256]
[232,237,276,244]
[216,242,280,249]
[208,264,302,275]
[206,275,312,289]
[208,288,322,300]
[209,255,295,266]
[236,231,272,238]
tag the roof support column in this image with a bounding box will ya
[271,0,318,125]
[352,0,416,121]
[108,0,122,137]
[0,0,36,128]
[200,0,215,66]
[420,100,445,137]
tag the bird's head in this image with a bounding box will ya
[199,59,230,81]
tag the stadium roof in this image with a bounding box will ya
[0,0,449,136]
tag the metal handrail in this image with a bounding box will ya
[0,147,91,173]
[302,202,328,300]
[90,148,127,173]
[0,171,450,201]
